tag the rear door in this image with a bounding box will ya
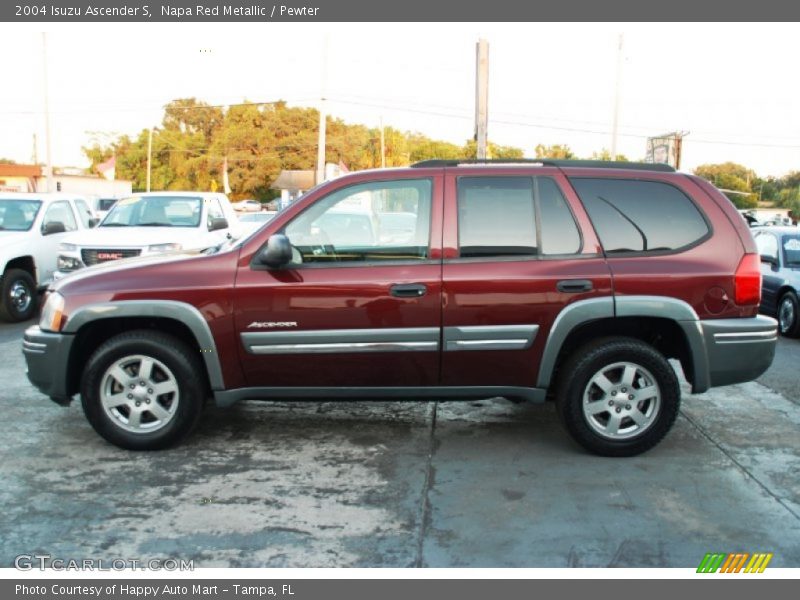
[234,173,444,388]
[440,168,613,388]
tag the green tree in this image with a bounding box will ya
[694,162,757,208]
[81,98,525,198]
[534,144,574,159]
[460,141,524,160]
[590,149,630,162]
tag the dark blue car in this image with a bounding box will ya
[754,226,800,336]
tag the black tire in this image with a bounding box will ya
[80,330,206,450]
[555,337,680,457]
[0,268,37,323]
[777,291,800,338]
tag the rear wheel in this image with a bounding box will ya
[778,291,800,338]
[80,330,206,450]
[0,268,37,322]
[556,337,680,457]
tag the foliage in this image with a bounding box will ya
[694,162,757,208]
[534,144,575,159]
[590,149,631,162]
[83,98,532,200]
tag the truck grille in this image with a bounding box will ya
[81,248,142,266]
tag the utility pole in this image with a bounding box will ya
[475,38,489,160]
[146,127,153,192]
[316,36,329,185]
[611,33,623,161]
[42,33,53,192]
[380,116,386,168]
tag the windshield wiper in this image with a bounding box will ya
[137,222,173,227]
[100,223,130,227]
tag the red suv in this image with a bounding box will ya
[23,160,777,456]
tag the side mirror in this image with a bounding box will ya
[259,234,293,268]
[88,218,100,228]
[760,254,778,266]
[42,221,66,236]
[208,217,229,232]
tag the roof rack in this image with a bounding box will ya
[410,159,676,173]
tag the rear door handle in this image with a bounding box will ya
[557,279,593,293]
[390,283,427,298]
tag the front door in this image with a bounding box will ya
[37,200,80,282]
[234,175,444,388]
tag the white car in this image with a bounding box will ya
[55,192,240,280]
[233,199,263,212]
[0,192,97,322]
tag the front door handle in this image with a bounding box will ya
[557,279,593,293]
[390,283,427,298]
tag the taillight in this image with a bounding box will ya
[734,253,761,306]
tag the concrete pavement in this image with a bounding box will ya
[1,321,799,567]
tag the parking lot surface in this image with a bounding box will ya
[2,319,799,568]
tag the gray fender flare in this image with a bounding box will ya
[536,295,709,393]
[63,300,225,390]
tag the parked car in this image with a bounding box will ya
[233,199,263,212]
[0,192,97,322]
[93,197,119,220]
[237,211,277,236]
[754,226,800,336]
[54,192,240,278]
[23,160,777,455]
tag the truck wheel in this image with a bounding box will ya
[80,330,206,450]
[555,337,680,457]
[777,291,800,338]
[0,268,37,323]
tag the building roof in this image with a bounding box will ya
[271,170,315,190]
[0,163,42,178]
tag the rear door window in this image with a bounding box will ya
[456,176,581,258]
[570,178,709,254]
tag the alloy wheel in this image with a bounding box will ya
[582,361,661,441]
[100,354,180,434]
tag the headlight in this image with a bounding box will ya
[39,292,65,332]
[147,243,182,253]
[58,243,77,252]
[57,255,83,271]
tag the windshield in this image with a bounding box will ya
[0,199,42,231]
[783,235,800,266]
[101,195,202,227]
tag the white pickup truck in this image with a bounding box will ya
[0,193,96,322]
[55,191,240,281]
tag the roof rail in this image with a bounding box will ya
[410,159,676,173]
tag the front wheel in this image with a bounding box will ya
[0,268,37,322]
[556,337,680,457]
[80,330,206,450]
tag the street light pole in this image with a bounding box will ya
[42,33,53,192]
[611,33,623,161]
[316,35,329,185]
[146,127,153,192]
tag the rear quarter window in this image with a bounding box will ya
[569,178,709,254]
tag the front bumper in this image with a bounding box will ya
[22,325,75,405]
[700,315,778,389]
